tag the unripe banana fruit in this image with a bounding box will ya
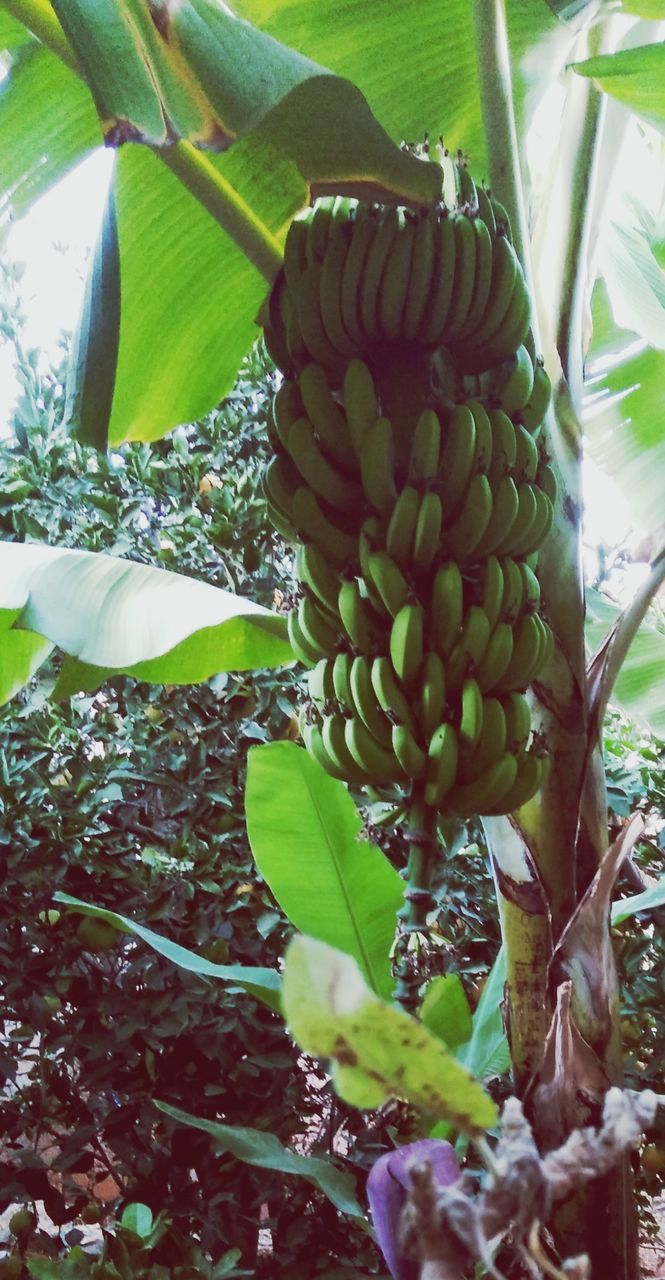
[261,157,553,822]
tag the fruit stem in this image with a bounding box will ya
[392,788,438,1016]
[3,0,284,285]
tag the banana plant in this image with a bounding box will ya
[1,1,665,1277]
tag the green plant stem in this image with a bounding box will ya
[0,0,283,284]
[392,791,438,1015]
[472,0,531,296]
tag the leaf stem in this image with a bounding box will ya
[392,790,438,1016]
[0,0,284,284]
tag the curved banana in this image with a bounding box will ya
[263,454,299,526]
[344,359,380,457]
[319,220,356,358]
[472,475,519,558]
[418,651,448,740]
[338,579,384,655]
[412,490,443,572]
[350,654,394,748]
[475,621,514,693]
[520,561,541,614]
[457,696,507,784]
[445,751,518,817]
[332,651,355,708]
[456,214,493,342]
[295,542,341,618]
[494,613,543,692]
[519,362,551,433]
[536,461,558,506]
[341,204,380,346]
[408,408,442,484]
[494,482,537,557]
[292,487,357,568]
[390,602,425,687]
[478,555,505,631]
[303,718,349,781]
[371,655,419,734]
[306,197,336,266]
[295,263,346,375]
[298,362,355,474]
[513,421,539,483]
[459,676,484,756]
[418,212,456,346]
[476,185,496,237]
[272,380,304,451]
[440,473,493,562]
[510,488,553,557]
[386,484,420,567]
[323,714,371,784]
[446,604,491,695]
[430,561,464,658]
[499,556,524,623]
[360,206,401,341]
[403,214,436,341]
[379,212,416,341]
[308,657,336,709]
[466,399,493,476]
[444,213,477,339]
[484,750,545,815]
[438,402,477,518]
[283,214,309,293]
[367,548,410,618]
[298,594,339,657]
[345,715,406,784]
[488,408,517,486]
[424,722,459,807]
[501,691,531,755]
[288,607,321,668]
[496,344,534,417]
[488,195,513,241]
[360,416,398,515]
[392,722,427,779]
[469,233,519,349]
[287,417,362,514]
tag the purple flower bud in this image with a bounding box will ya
[367,1139,459,1280]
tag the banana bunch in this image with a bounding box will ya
[261,154,556,821]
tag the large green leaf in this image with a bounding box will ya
[155,1102,364,1219]
[586,587,665,736]
[245,741,403,1001]
[0,541,292,703]
[283,935,498,1135]
[0,41,101,229]
[612,877,665,924]
[459,947,509,1080]
[54,894,282,1010]
[602,221,665,350]
[0,608,53,705]
[420,973,473,1050]
[572,43,665,135]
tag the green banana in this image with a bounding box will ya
[465,276,529,373]
[263,454,299,526]
[360,206,401,340]
[319,219,356,358]
[418,651,448,739]
[403,214,436,341]
[488,408,517,485]
[494,482,537,557]
[303,718,349,782]
[371,655,419,733]
[430,562,464,658]
[536,461,558,506]
[291,487,357,568]
[386,485,420,567]
[287,417,361,514]
[378,212,416,341]
[345,715,406,784]
[484,750,545,815]
[412,490,443,572]
[499,555,525,623]
[469,233,519,349]
[475,621,514,693]
[360,416,398,515]
[283,214,309,293]
[390,602,425,687]
[466,399,493,475]
[367,548,410,617]
[295,542,341,618]
[418,211,456,346]
[457,696,507,784]
[297,362,355,474]
[408,408,442,484]
[510,487,553,556]
[476,185,496,237]
[337,579,384,655]
[455,156,477,209]
[298,594,339,657]
[496,344,534,417]
[307,657,336,708]
[501,691,531,755]
[306,197,336,266]
[446,603,491,694]
[536,614,554,668]
[519,361,551,432]
[341,204,380,346]
[513,421,539,483]
[332,651,355,708]
[323,714,371,784]
[445,752,518,817]
[272,380,304,451]
[519,561,541,614]
[495,613,543,692]
[459,676,484,756]
[344,359,380,457]
[444,213,477,339]
[350,654,394,748]
[472,475,519,558]
[438,402,477,518]
[424,722,459,806]
[440,473,493,562]
[488,194,513,241]
[455,213,493,342]
[478,555,505,631]
[295,263,346,375]
[392,722,427,779]
[288,607,321,668]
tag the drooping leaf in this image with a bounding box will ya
[572,42,665,135]
[586,587,665,737]
[420,973,473,1050]
[602,221,665,350]
[155,1101,364,1219]
[459,947,509,1081]
[0,41,101,230]
[0,542,292,703]
[612,876,665,924]
[283,935,498,1135]
[54,894,282,1011]
[0,608,53,706]
[65,166,120,449]
[246,742,403,1001]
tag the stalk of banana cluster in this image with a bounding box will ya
[262,156,555,1012]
